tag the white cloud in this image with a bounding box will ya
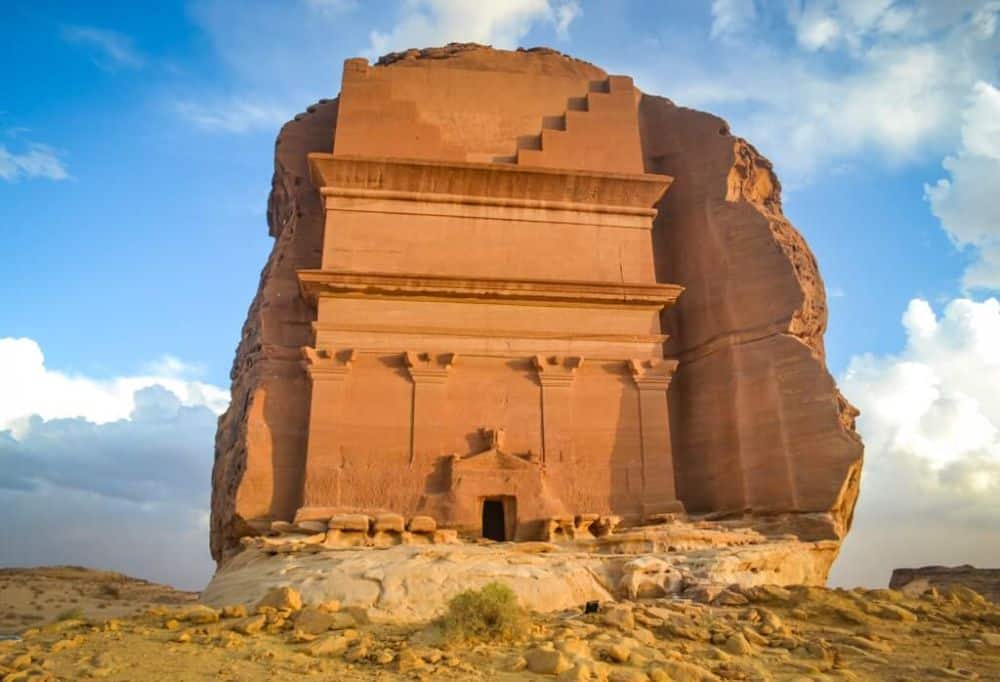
[553,1,581,41]
[785,0,918,53]
[171,98,293,134]
[830,297,1000,587]
[367,0,582,58]
[710,0,757,41]
[925,81,1000,291]
[0,338,228,439]
[654,1,999,183]
[60,25,145,70]
[0,338,226,589]
[0,143,68,182]
[179,0,580,134]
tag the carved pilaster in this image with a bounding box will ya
[297,347,357,522]
[404,351,457,384]
[302,347,357,381]
[533,355,583,465]
[404,352,457,465]
[628,358,684,516]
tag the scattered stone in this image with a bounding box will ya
[179,605,219,624]
[315,600,340,614]
[254,587,302,613]
[603,642,631,663]
[292,607,340,635]
[723,633,752,656]
[231,615,266,635]
[303,633,353,658]
[220,604,247,619]
[396,647,427,672]
[619,557,682,599]
[653,659,720,681]
[685,585,725,604]
[558,662,594,682]
[525,647,572,675]
[712,588,749,607]
[602,604,635,631]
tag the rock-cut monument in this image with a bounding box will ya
[211,45,863,577]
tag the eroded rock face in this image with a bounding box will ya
[211,99,339,561]
[210,44,862,565]
[639,100,864,538]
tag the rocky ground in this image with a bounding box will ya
[2,567,1000,680]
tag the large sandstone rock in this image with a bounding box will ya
[201,521,838,622]
[210,43,862,563]
[890,565,1000,603]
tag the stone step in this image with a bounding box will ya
[515,148,546,166]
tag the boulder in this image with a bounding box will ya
[525,648,572,675]
[255,586,302,612]
[407,516,437,534]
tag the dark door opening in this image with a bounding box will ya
[481,499,506,541]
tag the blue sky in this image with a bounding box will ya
[1,1,998,590]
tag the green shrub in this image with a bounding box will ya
[439,582,528,643]
[56,607,84,621]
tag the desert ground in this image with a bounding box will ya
[1,566,999,681]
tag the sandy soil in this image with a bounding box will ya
[0,567,197,637]
[1,566,998,680]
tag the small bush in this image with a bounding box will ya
[56,607,83,621]
[99,583,122,599]
[438,582,528,644]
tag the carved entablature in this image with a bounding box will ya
[404,351,458,384]
[301,347,357,381]
[628,358,679,391]
[532,355,584,388]
[308,155,672,221]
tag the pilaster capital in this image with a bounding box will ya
[404,351,457,384]
[532,355,584,388]
[628,357,679,391]
[302,347,357,381]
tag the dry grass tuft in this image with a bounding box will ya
[438,582,528,644]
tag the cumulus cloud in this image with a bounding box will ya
[829,297,1000,587]
[710,0,757,42]
[0,338,228,438]
[0,338,227,590]
[60,25,145,70]
[0,143,68,182]
[925,81,1000,291]
[367,0,582,58]
[654,1,999,183]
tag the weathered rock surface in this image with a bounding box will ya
[211,43,862,562]
[891,565,1000,603]
[201,520,839,622]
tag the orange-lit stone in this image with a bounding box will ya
[211,45,862,562]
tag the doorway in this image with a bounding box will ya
[482,497,514,542]
[481,499,507,541]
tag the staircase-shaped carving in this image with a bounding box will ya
[514,76,644,175]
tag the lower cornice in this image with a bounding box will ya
[298,269,683,309]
